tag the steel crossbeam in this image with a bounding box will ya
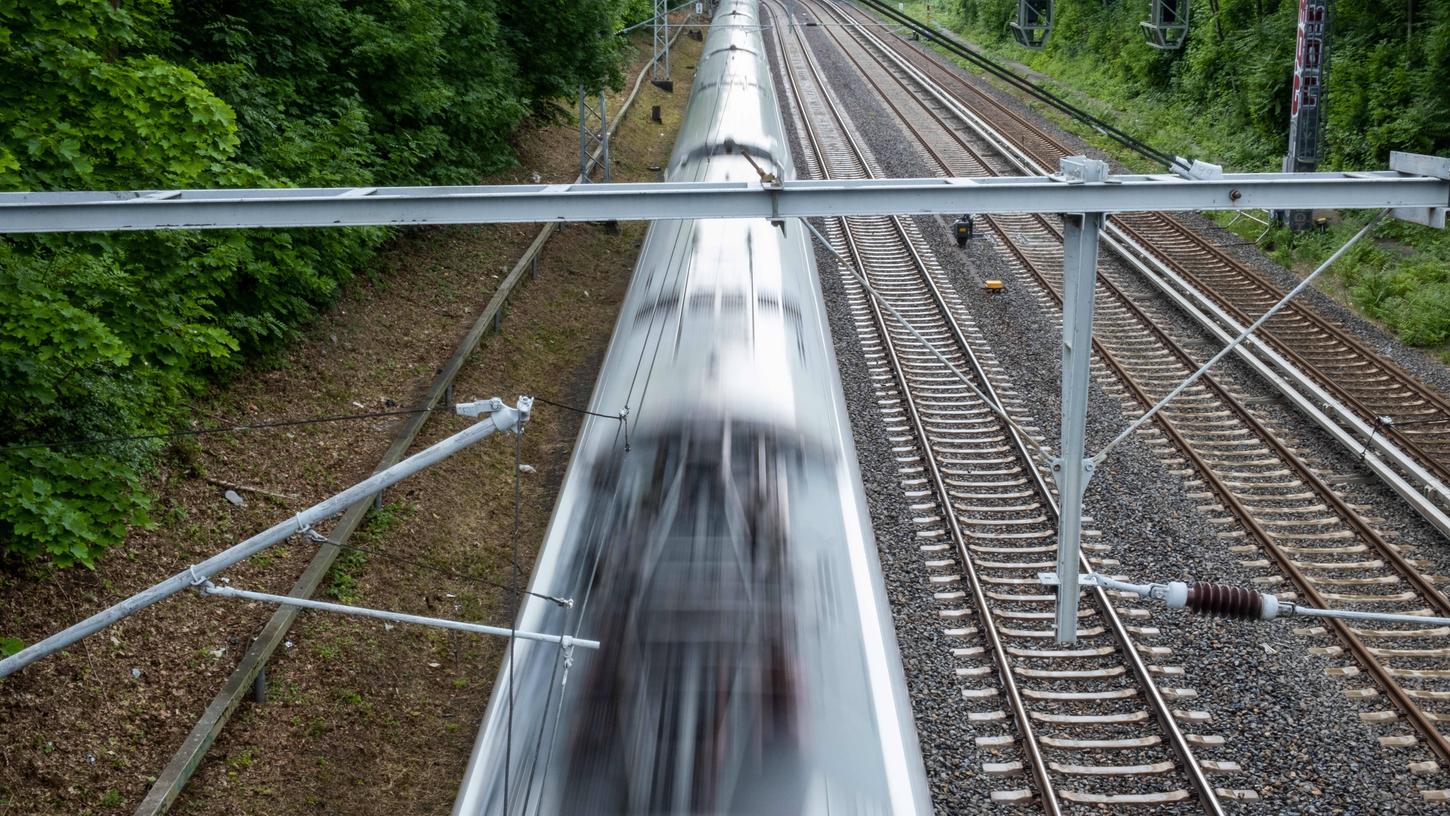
[2,160,1446,234]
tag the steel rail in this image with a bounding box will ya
[815,0,1450,770]
[874,16,1450,537]
[827,0,1450,628]
[774,4,1222,810]
[1114,213,1450,487]
[765,6,1059,810]
[841,0,1450,529]
[799,13,1224,813]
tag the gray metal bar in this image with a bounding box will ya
[201,584,599,649]
[1054,211,1102,643]
[0,169,1444,233]
[0,399,531,678]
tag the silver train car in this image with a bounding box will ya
[451,2,931,812]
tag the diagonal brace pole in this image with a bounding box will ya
[0,397,533,678]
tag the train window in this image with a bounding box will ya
[633,293,679,325]
[688,291,715,312]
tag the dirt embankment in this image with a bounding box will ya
[0,25,704,816]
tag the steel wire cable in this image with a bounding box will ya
[800,218,1056,466]
[532,395,631,452]
[504,426,524,816]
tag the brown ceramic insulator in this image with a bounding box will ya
[1184,581,1264,620]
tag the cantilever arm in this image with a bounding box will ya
[0,397,532,679]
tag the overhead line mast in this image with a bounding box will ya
[1280,0,1331,231]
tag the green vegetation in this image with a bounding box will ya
[930,1,1450,358]
[949,1,1450,169]
[0,635,23,657]
[0,0,645,567]
[326,501,411,602]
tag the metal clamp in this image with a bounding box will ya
[1171,156,1224,181]
[1056,155,1109,184]
[455,397,505,418]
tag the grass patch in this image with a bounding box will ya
[326,501,414,603]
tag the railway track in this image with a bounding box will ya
[801,0,1450,800]
[842,0,1450,529]
[764,2,1231,810]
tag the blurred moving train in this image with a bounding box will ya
[451,1,931,812]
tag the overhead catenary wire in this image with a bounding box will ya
[504,423,525,816]
[532,394,632,452]
[2,391,634,456]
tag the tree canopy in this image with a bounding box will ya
[0,0,639,566]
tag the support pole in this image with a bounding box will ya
[652,0,672,89]
[1054,211,1102,643]
[577,88,611,183]
[0,397,532,678]
[1279,0,1330,231]
[598,92,611,183]
[578,87,589,183]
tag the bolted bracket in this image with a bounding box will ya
[454,396,533,434]
[1171,156,1224,181]
[1049,456,1097,490]
[455,397,504,418]
[1056,156,1109,185]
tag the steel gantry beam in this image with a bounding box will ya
[2,153,1446,234]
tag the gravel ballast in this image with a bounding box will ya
[763,8,1450,812]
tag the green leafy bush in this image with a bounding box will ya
[947,0,1450,355]
[953,0,1450,170]
[0,0,635,567]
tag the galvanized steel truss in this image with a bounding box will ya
[653,0,671,82]
[578,87,612,183]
